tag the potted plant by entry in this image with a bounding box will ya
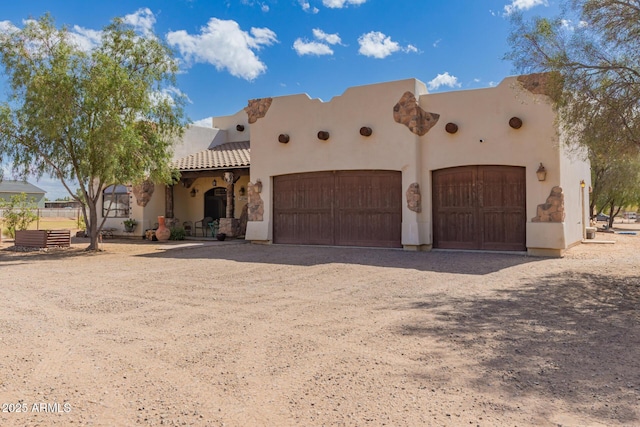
[123,218,137,232]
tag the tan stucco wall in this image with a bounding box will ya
[246,79,427,243]
[245,75,591,253]
[212,111,250,144]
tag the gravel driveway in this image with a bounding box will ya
[0,229,638,426]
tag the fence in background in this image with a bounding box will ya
[0,208,82,219]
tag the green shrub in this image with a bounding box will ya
[0,193,38,238]
[169,226,185,240]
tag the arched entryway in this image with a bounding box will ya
[204,187,226,221]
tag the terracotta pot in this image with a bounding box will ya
[155,216,171,241]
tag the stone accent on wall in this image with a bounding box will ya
[393,91,440,136]
[245,97,273,124]
[247,182,264,221]
[406,182,422,213]
[532,186,565,222]
[517,73,553,96]
[132,180,154,207]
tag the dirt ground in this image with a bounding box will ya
[0,227,638,427]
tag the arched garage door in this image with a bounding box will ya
[432,165,526,251]
[273,170,402,248]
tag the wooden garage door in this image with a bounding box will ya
[273,171,402,248]
[432,166,526,251]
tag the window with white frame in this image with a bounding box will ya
[102,185,130,218]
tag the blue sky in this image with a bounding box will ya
[0,0,560,198]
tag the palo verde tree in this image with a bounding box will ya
[0,15,186,250]
[506,0,640,222]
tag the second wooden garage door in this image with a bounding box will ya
[432,166,526,251]
[273,171,402,248]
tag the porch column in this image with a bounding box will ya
[165,184,174,218]
[224,171,235,218]
[219,171,240,237]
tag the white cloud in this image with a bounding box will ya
[432,38,442,48]
[123,7,156,36]
[323,0,367,8]
[166,18,277,81]
[293,28,342,56]
[358,31,416,59]
[427,72,461,91]
[68,26,103,52]
[504,0,548,16]
[0,20,18,35]
[191,117,213,128]
[293,39,333,56]
[312,28,342,45]
[149,86,190,109]
[299,0,319,13]
[261,4,270,12]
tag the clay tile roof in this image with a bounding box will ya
[172,140,250,171]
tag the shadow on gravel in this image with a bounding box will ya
[136,243,542,275]
[397,271,640,425]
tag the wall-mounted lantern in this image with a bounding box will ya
[212,179,217,187]
[580,179,585,188]
[445,122,458,134]
[536,163,547,181]
[360,126,372,137]
[190,187,199,197]
[278,134,290,144]
[239,186,246,196]
[509,117,523,129]
[255,179,263,193]
[317,131,330,141]
[236,124,245,132]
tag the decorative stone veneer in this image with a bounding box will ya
[532,186,565,222]
[245,98,273,124]
[406,183,421,213]
[132,180,154,207]
[247,182,264,221]
[393,91,440,136]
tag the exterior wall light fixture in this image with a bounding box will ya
[212,179,217,187]
[536,163,547,181]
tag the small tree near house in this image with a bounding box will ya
[0,15,186,251]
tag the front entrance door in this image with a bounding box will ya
[204,187,226,220]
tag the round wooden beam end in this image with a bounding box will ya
[445,122,458,134]
[359,126,372,137]
[317,131,330,141]
[509,117,523,129]
[278,133,290,144]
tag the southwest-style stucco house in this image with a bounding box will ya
[98,73,591,256]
